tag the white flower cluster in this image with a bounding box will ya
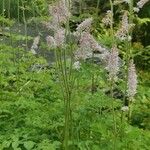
[54,28,66,47]
[76,18,93,33]
[114,0,149,13]
[137,0,149,8]
[74,31,108,60]
[102,10,113,26]
[106,45,119,80]
[133,7,140,13]
[115,11,132,41]
[79,32,103,52]
[46,28,65,48]
[74,17,109,61]
[48,0,71,30]
[121,106,129,112]
[45,0,69,48]
[46,0,118,72]
[74,48,92,60]
[127,60,138,99]
[133,0,149,13]
[73,61,81,70]
[46,36,56,48]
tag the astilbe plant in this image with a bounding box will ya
[75,31,107,60]
[46,0,121,149]
[98,0,146,147]
[47,0,71,30]
[127,59,137,120]
[45,1,111,148]
[115,11,132,41]
[102,1,121,148]
[74,16,110,94]
[127,60,137,99]
[44,0,146,149]
[45,1,72,149]
[106,44,119,149]
[106,45,119,81]
[76,17,93,33]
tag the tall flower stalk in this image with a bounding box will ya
[127,60,137,121]
[114,0,139,143]
[101,0,119,148]
[122,0,136,122]
[108,1,118,149]
[106,45,119,150]
[46,1,73,149]
[114,0,134,119]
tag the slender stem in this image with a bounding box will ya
[123,40,129,107]
[109,0,117,149]
[127,0,134,121]
[128,99,132,122]
[63,1,74,149]
[16,0,20,92]
[17,0,20,23]
[55,48,66,103]
[91,0,101,94]
[91,51,95,94]
[79,0,83,15]
[110,78,117,150]
[21,0,28,50]
[64,97,70,150]
[8,0,13,53]
[2,0,4,25]
[57,48,69,103]
[121,0,134,144]
[109,0,114,42]
[128,0,134,59]
[96,0,100,16]
[55,47,70,150]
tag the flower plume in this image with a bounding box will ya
[106,45,119,80]
[127,60,138,99]
[115,11,130,41]
[76,18,93,33]
[46,36,56,48]
[137,0,149,8]
[102,10,113,26]
[46,28,65,48]
[54,28,66,47]
[47,0,71,30]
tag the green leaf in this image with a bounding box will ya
[2,140,11,148]
[12,141,19,149]
[24,141,35,150]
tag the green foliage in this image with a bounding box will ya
[0,0,49,20]
[0,43,149,149]
[0,44,64,149]
[134,45,150,70]
[0,0,150,150]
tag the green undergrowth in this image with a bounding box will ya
[0,44,149,150]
